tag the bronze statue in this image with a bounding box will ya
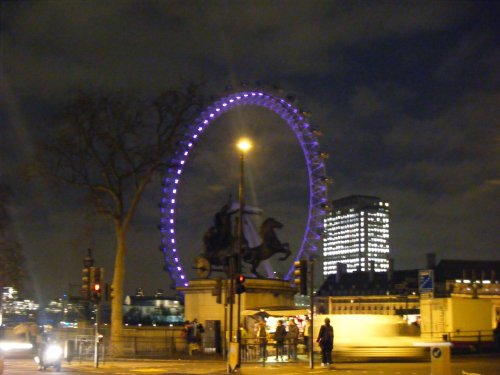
[204,203,237,256]
[196,202,291,279]
[242,217,291,278]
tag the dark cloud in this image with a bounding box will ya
[1,0,498,300]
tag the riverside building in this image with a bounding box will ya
[323,195,391,278]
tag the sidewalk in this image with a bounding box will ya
[65,354,500,375]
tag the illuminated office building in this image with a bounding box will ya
[323,195,390,277]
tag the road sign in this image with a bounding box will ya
[419,269,434,296]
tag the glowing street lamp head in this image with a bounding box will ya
[237,138,252,153]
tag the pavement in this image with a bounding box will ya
[61,354,500,375]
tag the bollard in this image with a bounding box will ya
[430,345,451,375]
[414,341,452,375]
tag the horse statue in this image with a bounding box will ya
[242,217,291,278]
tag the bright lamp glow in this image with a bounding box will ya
[45,343,63,361]
[237,138,252,152]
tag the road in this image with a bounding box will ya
[3,356,499,375]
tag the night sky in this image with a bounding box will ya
[1,1,498,304]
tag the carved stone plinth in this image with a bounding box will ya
[178,278,296,326]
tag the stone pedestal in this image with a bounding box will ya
[178,278,296,329]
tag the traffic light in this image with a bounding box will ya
[92,282,102,302]
[90,267,104,302]
[81,267,90,300]
[81,249,94,300]
[212,278,222,304]
[294,260,308,295]
[235,274,246,294]
[105,282,114,301]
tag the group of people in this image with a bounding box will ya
[183,319,205,355]
[185,315,334,367]
[272,319,299,361]
[254,315,331,365]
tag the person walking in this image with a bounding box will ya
[185,319,204,355]
[273,320,287,361]
[316,317,334,369]
[256,320,268,361]
[192,319,204,347]
[287,319,299,361]
[494,320,500,352]
[303,316,311,354]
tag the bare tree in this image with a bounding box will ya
[31,84,203,350]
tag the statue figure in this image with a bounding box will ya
[203,202,237,256]
[196,201,290,279]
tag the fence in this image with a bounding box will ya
[3,326,495,360]
[240,338,305,362]
[421,329,494,353]
[0,326,191,360]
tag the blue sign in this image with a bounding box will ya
[419,269,434,292]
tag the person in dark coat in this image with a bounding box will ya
[494,320,500,352]
[316,317,334,369]
[273,320,287,361]
[287,319,299,361]
[256,320,268,361]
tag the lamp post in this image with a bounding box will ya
[236,138,252,271]
[236,137,252,368]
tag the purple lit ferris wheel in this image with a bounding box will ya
[158,89,329,287]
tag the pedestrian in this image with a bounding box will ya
[273,320,286,361]
[256,320,268,361]
[303,316,311,354]
[240,325,248,360]
[494,320,500,352]
[184,319,204,355]
[287,319,298,361]
[316,317,334,369]
[182,320,193,355]
[191,319,204,353]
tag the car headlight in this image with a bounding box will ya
[44,344,63,361]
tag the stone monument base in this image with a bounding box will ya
[178,278,296,350]
[178,278,296,324]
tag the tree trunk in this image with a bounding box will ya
[110,225,126,354]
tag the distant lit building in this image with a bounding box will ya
[323,195,390,278]
[123,290,184,326]
[1,287,39,326]
[316,257,500,320]
[315,268,419,318]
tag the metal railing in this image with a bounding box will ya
[421,329,494,353]
[239,339,304,362]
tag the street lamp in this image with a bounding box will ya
[236,137,252,274]
[236,137,251,369]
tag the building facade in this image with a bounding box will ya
[323,195,390,278]
[315,257,500,346]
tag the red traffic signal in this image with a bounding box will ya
[90,267,104,302]
[91,282,102,302]
[236,274,246,294]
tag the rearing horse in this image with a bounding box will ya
[242,217,291,277]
